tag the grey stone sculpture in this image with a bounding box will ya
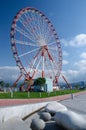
[40,112,51,121]
[31,118,45,130]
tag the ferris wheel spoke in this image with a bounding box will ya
[16,25,36,43]
[26,48,41,71]
[48,46,57,50]
[19,17,37,41]
[19,47,40,57]
[53,60,59,70]
[29,12,41,36]
[32,11,47,39]
[29,56,42,74]
[30,57,38,69]
[19,16,33,34]
[41,21,53,44]
[40,17,46,36]
[43,24,51,41]
[47,50,58,68]
[24,12,39,39]
[35,56,42,70]
[46,49,58,70]
[46,48,54,61]
[42,56,44,77]
[32,12,43,36]
[29,57,37,73]
[50,60,57,76]
[15,39,39,47]
[47,41,57,46]
[41,17,49,38]
[34,13,43,36]
[41,19,48,40]
[45,62,50,78]
[47,33,54,43]
[16,26,29,39]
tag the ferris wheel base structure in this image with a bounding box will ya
[11,73,72,92]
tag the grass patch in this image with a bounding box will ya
[0,89,84,99]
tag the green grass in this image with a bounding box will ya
[0,89,84,99]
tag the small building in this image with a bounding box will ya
[34,78,53,92]
[44,78,53,92]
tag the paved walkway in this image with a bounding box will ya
[0,91,86,107]
[60,92,86,115]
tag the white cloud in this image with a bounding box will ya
[80,52,86,59]
[59,69,79,83]
[63,60,69,65]
[61,34,86,47]
[63,51,69,56]
[61,39,68,46]
[61,59,86,83]
[59,34,86,83]
[61,68,85,83]
[0,66,20,83]
[74,59,86,71]
[0,59,86,84]
[69,34,86,46]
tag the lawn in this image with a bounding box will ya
[0,89,83,99]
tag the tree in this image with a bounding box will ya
[34,77,46,90]
[0,81,5,91]
[0,81,4,88]
[5,83,10,88]
[75,84,79,90]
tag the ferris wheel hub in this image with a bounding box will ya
[37,36,46,46]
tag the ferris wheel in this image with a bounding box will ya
[10,7,62,83]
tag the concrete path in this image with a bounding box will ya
[60,93,86,115]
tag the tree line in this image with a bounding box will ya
[0,81,10,88]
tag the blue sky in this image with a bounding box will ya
[0,0,86,83]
